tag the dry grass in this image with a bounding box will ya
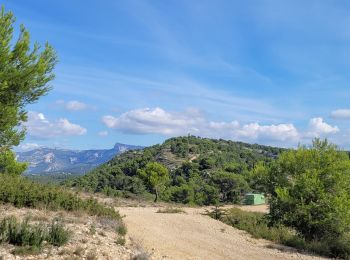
[0,204,134,259]
[156,207,185,214]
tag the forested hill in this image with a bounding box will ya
[70,136,286,205]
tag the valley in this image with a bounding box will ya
[16,143,143,175]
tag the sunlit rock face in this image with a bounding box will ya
[16,143,144,175]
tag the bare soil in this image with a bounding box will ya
[118,205,328,260]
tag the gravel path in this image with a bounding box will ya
[118,206,328,260]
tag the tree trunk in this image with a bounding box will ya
[154,189,158,202]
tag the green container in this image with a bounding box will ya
[244,193,265,205]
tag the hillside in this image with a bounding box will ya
[0,174,145,259]
[17,143,143,175]
[0,204,134,259]
[71,136,285,205]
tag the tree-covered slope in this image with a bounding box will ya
[70,136,285,205]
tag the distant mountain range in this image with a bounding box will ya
[16,143,144,175]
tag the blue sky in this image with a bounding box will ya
[5,0,350,150]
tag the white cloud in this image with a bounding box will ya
[331,109,350,119]
[102,107,204,135]
[98,131,108,137]
[306,117,339,137]
[17,143,42,151]
[65,100,87,111]
[237,123,299,142]
[103,107,300,143]
[26,111,87,138]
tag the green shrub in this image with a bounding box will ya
[267,139,350,241]
[47,220,71,246]
[116,223,127,236]
[216,208,295,242]
[116,236,126,245]
[262,139,350,259]
[323,234,350,259]
[0,216,70,249]
[11,246,41,256]
[0,216,46,248]
[211,207,350,259]
[89,224,96,235]
[0,174,120,220]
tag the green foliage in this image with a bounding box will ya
[0,216,46,247]
[138,162,169,202]
[267,139,350,241]
[47,219,70,246]
[156,207,185,214]
[71,136,283,205]
[0,216,69,249]
[213,207,350,259]
[89,224,96,235]
[210,205,226,220]
[0,174,121,220]
[11,245,41,256]
[116,223,127,236]
[116,236,126,246]
[0,7,57,150]
[259,139,350,258]
[0,149,27,175]
[211,171,249,203]
[246,161,269,193]
[215,208,295,242]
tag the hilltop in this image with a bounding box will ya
[71,136,285,205]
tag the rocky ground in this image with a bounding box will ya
[0,204,140,260]
[0,197,331,260]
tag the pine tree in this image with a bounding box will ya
[0,6,57,174]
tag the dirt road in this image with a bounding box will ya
[118,206,326,260]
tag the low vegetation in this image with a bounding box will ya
[0,216,70,250]
[0,174,120,220]
[116,222,127,236]
[156,207,185,214]
[47,219,71,246]
[116,236,126,246]
[211,207,350,259]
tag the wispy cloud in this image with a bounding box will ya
[98,131,108,137]
[55,100,89,111]
[54,66,286,122]
[331,109,350,119]
[65,100,88,111]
